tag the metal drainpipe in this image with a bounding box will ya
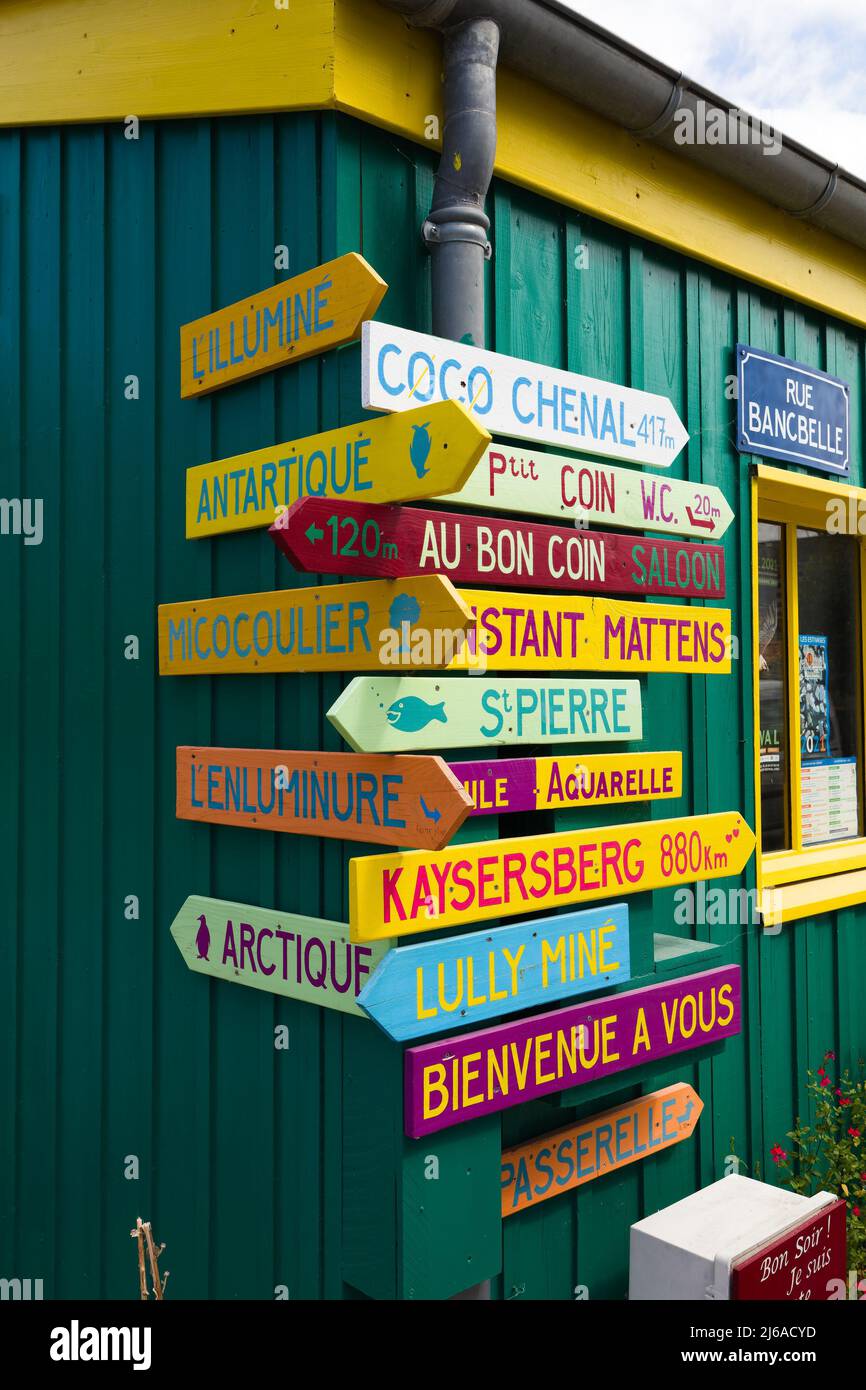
[425,16,498,1307]
[423,17,499,347]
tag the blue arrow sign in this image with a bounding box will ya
[736,345,849,477]
[357,903,630,1041]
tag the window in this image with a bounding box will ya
[753,467,866,922]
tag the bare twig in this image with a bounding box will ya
[129,1219,148,1301]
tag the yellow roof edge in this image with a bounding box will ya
[3,0,866,329]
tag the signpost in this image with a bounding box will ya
[500,1083,703,1217]
[438,446,734,538]
[176,746,472,850]
[327,676,643,753]
[180,253,387,398]
[349,811,755,941]
[272,497,726,598]
[452,750,682,816]
[404,965,741,1136]
[736,345,849,477]
[169,894,391,1017]
[449,590,731,674]
[363,321,688,466]
[157,575,473,676]
[358,903,630,1041]
[186,400,490,540]
[730,1197,847,1300]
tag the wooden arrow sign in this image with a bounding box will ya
[452,750,682,816]
[438,446,735,538]
[327,676,642,753]
[176,746,471,849]
[180,252,387,398]
[358,903,630,1041]
[158,576,473,676]
[270,498,726,598]
[450,590,731,674]
[349,810,756,941]
[187,399,490,540]
[405,966,739,1136]
[169,894,391,1016]
[500,1084,703,1216]
[363,321,688,467]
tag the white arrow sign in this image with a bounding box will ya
[362,321,688,468]
[437,446,734,538]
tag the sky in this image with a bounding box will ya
[564,0,866,179]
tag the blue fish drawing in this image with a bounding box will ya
[386,696,447,732]
[409,423,432,480]
[195,913,210,961]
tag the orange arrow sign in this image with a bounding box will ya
[176,746,472,850]
[501,1083,703,1216]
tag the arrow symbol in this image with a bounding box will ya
[685,506,716,532]
[420,797,441,824]
[305,522,324,544]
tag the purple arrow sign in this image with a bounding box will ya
[404,965,741,1137]
[451,750,682,816]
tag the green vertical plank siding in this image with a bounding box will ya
[1,107,864,1301]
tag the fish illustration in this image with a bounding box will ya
[195,913,210,961]
[409,422,432,479]
[386,696,447,732]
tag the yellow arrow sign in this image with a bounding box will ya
[179,252,387,398]
[449,590,731,674]
[349,811,755,941]
[158,576,474,676]
[186,400,491,539]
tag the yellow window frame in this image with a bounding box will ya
[752,465,866,925]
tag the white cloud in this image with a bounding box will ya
[562,0,866,178]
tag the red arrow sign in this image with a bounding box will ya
[685,506,716,532]
[271,498,726,599]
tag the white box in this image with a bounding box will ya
[629,1174,838,1300]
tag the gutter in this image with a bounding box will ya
[378,0,866,255]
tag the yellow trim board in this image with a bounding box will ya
[0,0,334,123]
[3,0,866,327]
[762,838,866,888]
[761,868,866,926]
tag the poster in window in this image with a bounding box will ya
[799,635,829,758]
[799,633,858,843]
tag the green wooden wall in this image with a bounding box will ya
[1,109,865,1300]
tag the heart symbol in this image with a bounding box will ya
[726,834,732,843]
[733,827,739,837]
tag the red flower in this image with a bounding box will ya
[849,1127,861,1138]
[818,1067,826,1076]
[770,1144,787,1165]
[825,1050,836,1060]
[854,1207,861,1218]
[840,1097,852,1107]
[820,1076,831,1087]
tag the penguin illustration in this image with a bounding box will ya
[195,913,210,961]
[409,422,432,479]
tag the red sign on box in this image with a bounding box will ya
[731,1197,847,1300]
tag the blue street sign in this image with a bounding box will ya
[736,345,849,477]
[357,903,630,1041]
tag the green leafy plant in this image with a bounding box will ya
[770,1051,865,1277]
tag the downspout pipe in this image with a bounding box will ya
[422,18,499,347]
[381,0,866,254]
